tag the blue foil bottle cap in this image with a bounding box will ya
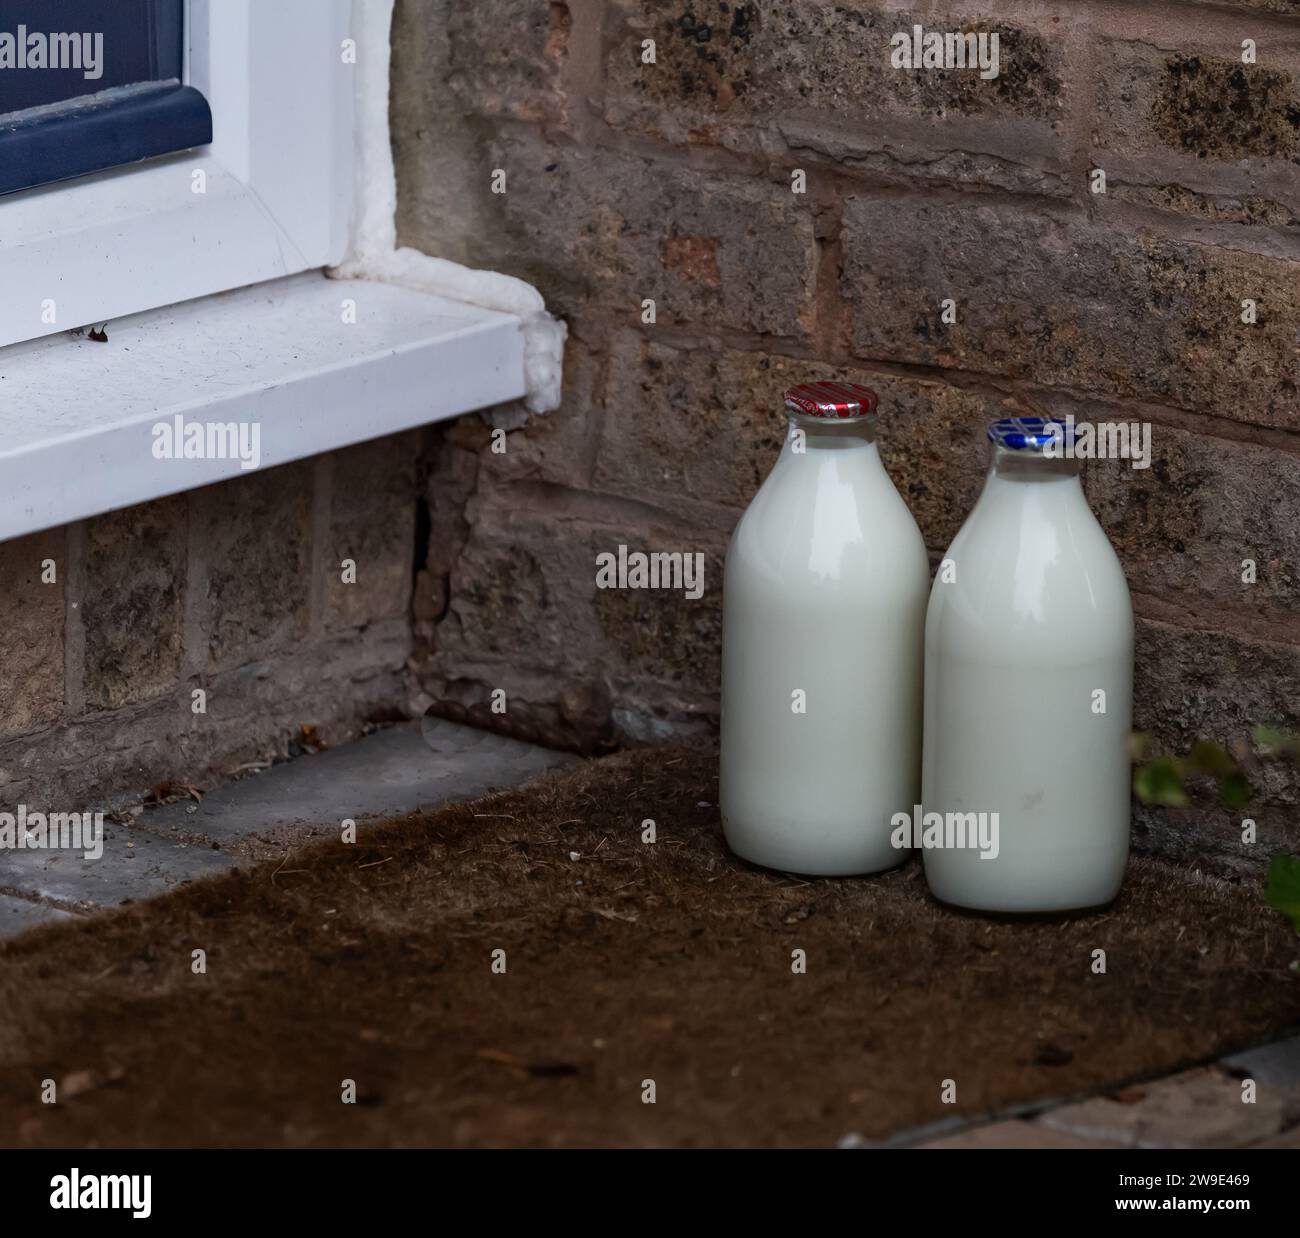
[986,416,1076,451]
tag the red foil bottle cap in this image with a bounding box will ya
[783,381,879,420]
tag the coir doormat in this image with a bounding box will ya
[1,743,1297,1147]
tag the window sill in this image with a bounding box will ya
[0,270,527,540]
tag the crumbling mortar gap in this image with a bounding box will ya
[1131,589,1300,650]
[62,521,85,720]
[579,319,1300,457]
[497,476,740,535]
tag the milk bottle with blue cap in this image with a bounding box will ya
[720,382,930,875]
[921,417,1133,912]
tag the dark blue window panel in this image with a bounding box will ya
[0,1,210,194]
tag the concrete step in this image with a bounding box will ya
[0,891,77,935]
[0,719,574,933]
[140,716,571,844]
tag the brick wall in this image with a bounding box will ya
[393,0,1300,875]
[0,432,423,810]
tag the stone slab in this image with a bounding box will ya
[0,892,77,936]
[0,720,574,932]
[0,824,234,912]
[1221,1034,1300,1090]
[139,719,575,842]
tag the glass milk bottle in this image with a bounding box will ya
[720,382,929,875]
[922,417,1133,912]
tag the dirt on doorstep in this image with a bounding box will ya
[1,742,1297,1148]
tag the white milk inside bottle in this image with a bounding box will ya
[922,417,1133,912]
[720,382,929,875]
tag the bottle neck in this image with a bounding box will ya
[988,444,1082,483]
[783,411,877,452]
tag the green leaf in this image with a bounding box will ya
[1133,757,1188,807]
[1264,854,1300,935]
[1220,771,1251,809]
[1253,726,1300,759]
[1188,740,1238,777]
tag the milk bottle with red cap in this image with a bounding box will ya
[720,382,930,875]
[921,417,1134,912]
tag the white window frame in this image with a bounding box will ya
[0,0,354,351]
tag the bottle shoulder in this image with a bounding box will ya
[929,483,1133,645]
[728,451,929,590]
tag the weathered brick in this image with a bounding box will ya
[1133,796,1296,876]
[1040,1066,1300,1148]
[604,0,763,126]
[0,469,419,810]
[464,130,818,336]
[1093,40,1300,225]
[447,0,572,123]
[0,624,411,811]
[1136,618,1300,763]
[607,1,1067,118]
[193,463,313,672]
[875,377,1002,552]
[593,334,792,510]
[426,493,725,724]
[1150,54,1299,162]
[842,197,1300,430]
[593,333,999,548]
[1187,0,1300,11]
[391,0,484,268]
[82,499,186,711]
[1085,423,1300,612]
[919,1119,1121,1148]
[327,434,419,632]
[477,336,605,491]
[1105,183,1299,230]
[593,531,726,700]
[1134,615,1300,820]
[438,504,601,671]
[605,1,1071,194]
[0,530,64,736]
